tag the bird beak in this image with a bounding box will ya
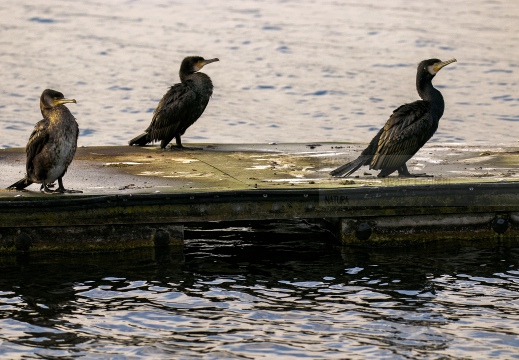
[432,58,457,73]
[54,98,77,106]
[197,58,219,70]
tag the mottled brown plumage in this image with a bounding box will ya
[8,89,81,193]
[129,56,219,149]
[331,58,456,178]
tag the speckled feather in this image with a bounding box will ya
[26,105,79,184]
[8,91,79,192]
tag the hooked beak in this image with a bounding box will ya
[432,58,457,73]
[197,58,220,70]
[53,98,77,106]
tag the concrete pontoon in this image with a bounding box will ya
[1,143,518,251]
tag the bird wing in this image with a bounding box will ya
[146,83,197,141]
[370,101,434,170]
[26,119,50,174]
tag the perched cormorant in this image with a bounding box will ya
[129,56,219,149]
[331,58,457,178]
[8,89,82,193]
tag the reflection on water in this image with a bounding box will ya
[1,221,518,359]
[0,0,518,149]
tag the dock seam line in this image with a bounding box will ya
[187,152,252,188]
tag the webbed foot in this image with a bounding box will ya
[397,164,433,178]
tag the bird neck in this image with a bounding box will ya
[179,71,191,83]
[179,71,205,83]
[42,106,73,125]
[417,80,445,120]
[180,72,213,92]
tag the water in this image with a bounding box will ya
[1,221,518,359]
[0,0,518,149]
[1,2,519,358]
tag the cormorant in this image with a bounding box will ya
[330,58,457,178]
[129,56,219,149]
[8,89,82,193]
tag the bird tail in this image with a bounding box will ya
[330,155,371,177]
[128,133,149,146]
[7,177,32,190]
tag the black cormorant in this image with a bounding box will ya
[8,89,82,193]
[129,56,219,149]
[330,58,457,178]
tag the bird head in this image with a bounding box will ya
[416,58,457,89]
[40,89,76,110]
[180,56,220,75]
[420,58,457,77]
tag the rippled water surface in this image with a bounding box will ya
[0,0,518,148]
[1,222,518,359]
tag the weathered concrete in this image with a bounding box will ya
[2,225,184,253]
[2,143,518,196]
[0,143,518,250]
[339,213,515,247]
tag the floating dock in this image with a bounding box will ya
[1,143,518,252]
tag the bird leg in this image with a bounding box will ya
[51,178,83,194]
[397,164,433,178]
[168,134,203,151]
[39,182,55,191]
[41,181,55,193]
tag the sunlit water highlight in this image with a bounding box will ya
[0,221,518,359]
[0,0,518,149]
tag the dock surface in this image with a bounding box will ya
[2,143,518,194]
[1,143,518,251]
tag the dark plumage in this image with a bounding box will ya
[129,56,219,149]
[331,58,457,178]
[8,89,82,193]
